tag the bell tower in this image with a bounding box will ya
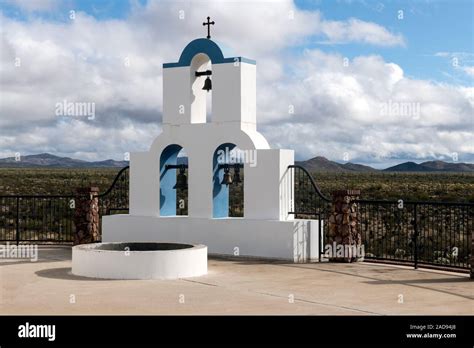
[103,18,321,263]
[162,22,257,128]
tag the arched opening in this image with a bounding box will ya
[160,144,188,216]
[206,71,212,123]
[190,53,212,124]
[212,143,244,218]
[176,148,188,215]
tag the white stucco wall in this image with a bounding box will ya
[72,243,207,280]
[162,66,192,125]
[244,149,294,220]
[129,122,288,219]
[213,62,256,125]
[103,215,321,262]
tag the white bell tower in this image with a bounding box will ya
[162,38,257,128]
[103,19,322,263]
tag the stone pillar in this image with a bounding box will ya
[327,190,362,262]
[74,187,100,245]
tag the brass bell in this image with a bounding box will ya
[174,166,188,189]
[202,76,212,92]
[221,167,233,185]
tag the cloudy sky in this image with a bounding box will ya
[0,0,472,168]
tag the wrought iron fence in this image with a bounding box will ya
[0,195,77,243]
[0,166,130,244]
[287,165,331,215]
[287,165,331,257]
[287,165,472,272]
[357,199,473,271]
[96,166,130,216]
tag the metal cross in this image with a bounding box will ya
[203,16,215,39]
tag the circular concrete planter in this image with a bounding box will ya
[72,242,207,280]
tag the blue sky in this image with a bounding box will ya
[2,0,472,85]
[0,0,472,166]
[300,0,474,85]
[0,0,139,20]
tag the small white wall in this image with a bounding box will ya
[72,243,207,280]
[162,66,191,125]
[244,149,294,220]
[213,62,256,126]
[240,63,257,126]
[103,215,321,262]
[187,148,213,218]
[129,152,159,216]
[279,150,295,221]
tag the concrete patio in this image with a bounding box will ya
[0,246,472,315]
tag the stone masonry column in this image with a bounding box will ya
[327,189,362,262]
[74,187,100,245]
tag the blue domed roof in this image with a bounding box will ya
[163,38,255,68]
[178,39,224,65]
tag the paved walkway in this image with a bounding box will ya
[0,246,472,315]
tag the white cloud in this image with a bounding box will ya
[259,50,473,164]
[461,66,474,77]
[320,18,405,46]
[0,118,161,160]
[0,0,471,166]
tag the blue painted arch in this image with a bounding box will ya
[160,144,183,216]
[163,38,256,68]
[179,39,224,65]
[212,143,236,218]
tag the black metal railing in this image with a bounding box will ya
[94,166,130,240]
[96,166,130,216]
[287,165,472,272]
[356,199,473,271]
[0,194,78,243]
[287,165,331,257]
[0,166,130,244]
[287,165,331,215]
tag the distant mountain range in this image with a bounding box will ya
[296,156,377,173]
[0,153,472,172]
[0,153,128,168]
[296,156,474,173]
[382,161,474,172]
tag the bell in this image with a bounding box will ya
[220,167,233,185]
[202,76,212,92]
[174,166,188,189]
[233,166,242,184]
